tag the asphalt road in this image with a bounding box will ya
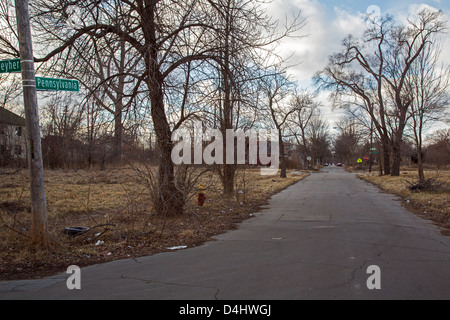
[1,166,449,300]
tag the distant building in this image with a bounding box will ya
[0,108,27,164]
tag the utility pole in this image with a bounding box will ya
[15,0,48,244]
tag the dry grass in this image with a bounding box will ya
[358,168,450,230]
[0,166,308,280]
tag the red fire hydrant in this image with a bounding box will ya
[198,184,206,206]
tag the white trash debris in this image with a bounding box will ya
[167,245,187,250]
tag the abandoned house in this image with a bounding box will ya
[0,107,27,165]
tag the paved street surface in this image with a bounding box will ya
[1,166,449,300]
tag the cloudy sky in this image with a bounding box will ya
[266,0,450,125]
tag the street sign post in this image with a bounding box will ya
[0,58,21,73]
[1,13,79,245]
[35,77,79,91]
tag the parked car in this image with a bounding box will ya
[337,163,342,166]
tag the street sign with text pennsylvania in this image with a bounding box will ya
[35,77,79,92]
[0,58,21,73]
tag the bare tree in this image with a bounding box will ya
[406,40,450,182]
[287,90,319,168]
[0,0,19,58]
[333,117,362,166]
[316,9,446,176]
[204,0,303,192]
[27,0,223,216]
[383,10,446,176]
[1,0,303,214]
[41,94,85,168]
[0,74,21,108]
[66,36,142,163]
[0,1,22,108]
[308,114,330,166]
[260,69,295,178]
[315,21,393,175]
[424,128,450,167]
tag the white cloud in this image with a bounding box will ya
[271,1,450,77]
[408,3,442,14]
[269,0,368,87]
[396,4,450,73]
[268,1,450,126]
[266,0,368,124]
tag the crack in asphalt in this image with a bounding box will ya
[0,276,67,292]
[119,274,220,300]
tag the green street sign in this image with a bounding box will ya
[35,76,79,92]
[0,60,79,91]
[0,58,21,73]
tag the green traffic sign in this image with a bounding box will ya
[35,76,79,92]
[0,58,21,73]
[357,158,363,163]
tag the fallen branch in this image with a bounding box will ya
[0,211,31,239]
[90,223,117,229]
[0,169,21,175]
[404,171,448,192]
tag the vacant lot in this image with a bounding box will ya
[0,166,307,280]
[358,168,450,231]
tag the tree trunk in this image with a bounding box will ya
[279,130,286,178]
[414,123,425,182]
[114,108,122,163]
[149,77,184,216]
[113,64,126,163]
[144,4,184,216]
[151,97,184,215]
[391,119,406,177]
[222,164,235,196]
[155,137,184,216]
[417,151,425,182]
[390,142,401,176]
[381,135,391,175]
[219,36,236,197]
[301,129,309,169]
[378,141,383,176]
